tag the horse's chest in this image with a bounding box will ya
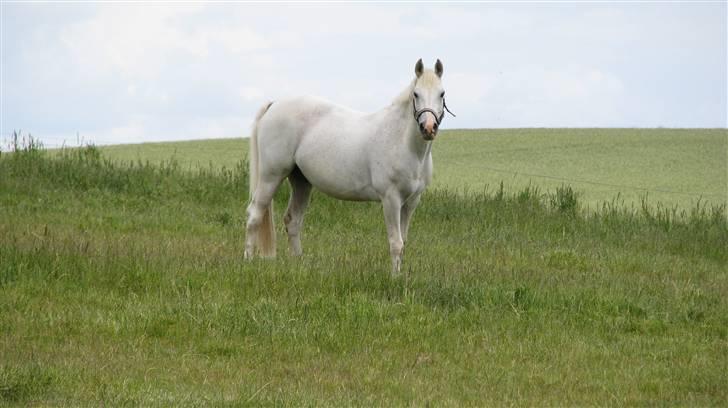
[390,163,430,198]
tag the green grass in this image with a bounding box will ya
[1,134,727,405]
[97,128,728,210]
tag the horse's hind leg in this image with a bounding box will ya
[245,174,285,259]
[284,167,312,256]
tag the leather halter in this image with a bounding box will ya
[413,97,456,125]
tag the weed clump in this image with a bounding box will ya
[550,185,580,216]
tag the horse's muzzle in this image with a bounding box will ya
[419,120,438,141]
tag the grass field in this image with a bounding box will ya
[98,128,728,210]
[1,131,727,405]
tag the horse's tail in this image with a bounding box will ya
[249,101,276,258]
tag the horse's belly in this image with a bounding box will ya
[295,157,379,201]
[315,181,379,201]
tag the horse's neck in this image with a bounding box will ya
[380,95,431,162]
[376,82,431,155]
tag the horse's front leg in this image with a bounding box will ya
[382,194,404,276]
[400,193,422,247]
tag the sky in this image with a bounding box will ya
[1,2,726,148]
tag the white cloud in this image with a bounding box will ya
[2,2,724,147]
[205,27,271,55]
[60,5,202,80]
[444,66,626,128]
[239,86,264,102]
[58,4,280,81]
[103,120,148,144]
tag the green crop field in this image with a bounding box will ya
[1,130,727,405]
[98,128,727,210]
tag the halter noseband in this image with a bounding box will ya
[413,97,456,125]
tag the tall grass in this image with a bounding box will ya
[6,136,725,228]
[1,136,727,405]
[3,132,248,205]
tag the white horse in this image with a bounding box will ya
[244,59,453,275]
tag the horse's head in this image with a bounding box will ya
[412,58,449,141]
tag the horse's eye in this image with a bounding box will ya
[440,91,445,98]
[413,92,419,99]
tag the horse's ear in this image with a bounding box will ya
[435,59,443,78]
[415,58,424,78]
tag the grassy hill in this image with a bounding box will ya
[1,131,727,405]
[98,128,727,210]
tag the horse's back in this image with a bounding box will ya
[256,96,379,201]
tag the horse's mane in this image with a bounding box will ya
[392,70,440,106]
